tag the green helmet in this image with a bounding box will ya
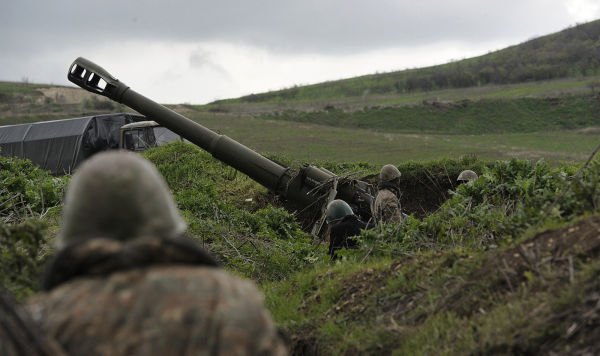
[457,170,478,182]
[380,164,401,182]
[58,151,186,247]
[326,199,353,223]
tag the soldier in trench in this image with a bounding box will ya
[373,164,403,224]
[457,169,478,184]
[325,199,372,259]
[26,151,287,356]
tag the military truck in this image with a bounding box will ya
[0,113,182,175]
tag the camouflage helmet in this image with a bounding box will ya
[457,170,478,182]
[325,199,353,223]
[380,164,401,182]
[58,151,186,247]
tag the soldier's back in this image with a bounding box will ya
[374,188,402,223]
[27,236,287,356]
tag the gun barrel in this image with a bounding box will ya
[68,57,289,194]
[67,57,373,221]
[122,87,291,194]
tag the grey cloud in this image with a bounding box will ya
[1,0,579,55]
[0,0,593,100]
[189,49,230,78]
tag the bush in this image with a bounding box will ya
[354,158,600,259]
[0,154,68,224]
[0,155,66,299]
[143,142,327,281]
[0,220,53,301]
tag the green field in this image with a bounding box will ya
[182,112,599,164]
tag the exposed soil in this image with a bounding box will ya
[36,87,104,105]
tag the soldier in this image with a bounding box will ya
[325,199,370,259]
[26,151,287,356]
[373,164,403,223]
[457,169,478,184]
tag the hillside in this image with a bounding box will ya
[3,21,600,164]
[215,19,600,105]
[3,79,599,164]
[0,81,130,125]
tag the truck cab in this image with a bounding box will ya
[119,120,185,151]
[119,121,158,151]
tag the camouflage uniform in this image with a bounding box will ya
[1,287,66,356]
[26,151,287,356]
[373,188,403,223]
[328,215,367,258]
[374,164,403,224]
[27,236,286,356]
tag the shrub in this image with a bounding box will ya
[354,158,600,259]
[0,154,68,224]
[143,142,327,281]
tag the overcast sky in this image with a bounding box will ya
[1,1,599,104]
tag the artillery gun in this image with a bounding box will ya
[67,57,374,233]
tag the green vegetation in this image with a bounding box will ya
[261,96,600,134]
[2,143,600,353]
[181,111,600,163]
[0,154,67,300]
[142,142,327,281]
[264,156,600,354]
[0,81,51,101]
[0,154,67,225]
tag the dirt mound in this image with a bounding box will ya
[428,217,599,319]
[288,216,600,355]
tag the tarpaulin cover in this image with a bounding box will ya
[0,113,144,175]
[153,127,184,146]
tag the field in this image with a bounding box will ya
[183,112,600,163]
[4,75,599,165]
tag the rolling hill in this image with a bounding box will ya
[215,19,600,104]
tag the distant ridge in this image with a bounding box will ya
[215,19,600,104]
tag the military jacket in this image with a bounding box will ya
[328,215,367,259]
[373,188,403,223]
[27,236,287,356]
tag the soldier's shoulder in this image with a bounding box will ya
[28,265,265,313]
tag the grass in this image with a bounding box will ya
[258,96,600,135]
[210,20,600,105]
[263,217,600,354]
[181,111,600,164]
[204,75,600,111]
[0,81,52,97]
[3,142,600,354]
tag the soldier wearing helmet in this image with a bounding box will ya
[26,151,287,356]
[457,169,478,184]
[373,164,403,223]
[325,199,370,259]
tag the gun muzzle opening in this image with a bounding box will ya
[87,73,108,92]
[68,63,107,94]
